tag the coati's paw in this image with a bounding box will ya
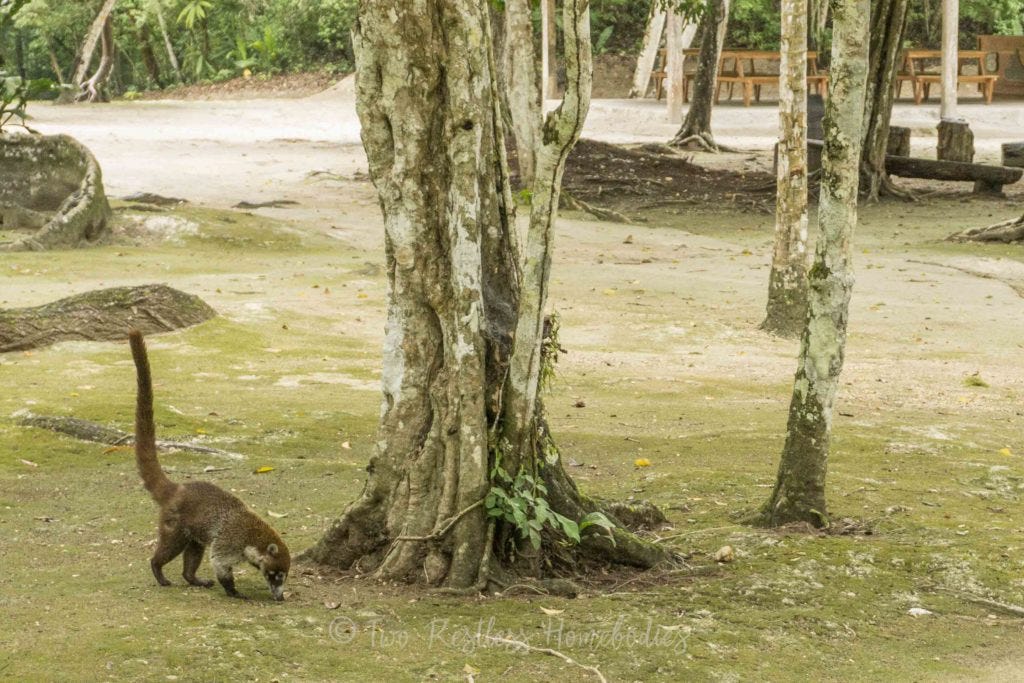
[186,578,215,588]
[156,577,172,587]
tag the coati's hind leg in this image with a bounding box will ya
[151,527,188,586]
[182,541,214,588]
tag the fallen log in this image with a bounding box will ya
[14,410,244,460]
[808,140,1023,195]
[0,284,216,353]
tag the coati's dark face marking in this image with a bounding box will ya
[245,543,289,601]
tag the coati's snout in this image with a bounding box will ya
[246,543,290,601]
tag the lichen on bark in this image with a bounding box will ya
[757,0,870,528]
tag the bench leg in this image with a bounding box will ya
[985,81,993,104]
[743,81,753,107]
[974,180,1003,195]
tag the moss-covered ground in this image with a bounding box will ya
[2,194,1023,682]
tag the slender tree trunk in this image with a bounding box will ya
[47,42,65,84]
[504,0,542,187]
[77,14,115,103]
[155,4,182,82]
[138,22,163,88]
[630,5,666,98]
[541,0,557,99]
[861,0,910,200]
[15,29,26,80]
[671,0,731,152]
[303,0,670,588]
[665,9,685,123]
[758,0,870,528]
[762,0,809,338]
[71,0,118,92]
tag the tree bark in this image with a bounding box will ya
[671,0,731,152]
[541,0,557,99]
[762,0,809,338]
[0,285,216,352]
[138,22,163,88]
[47,42,65,84]
[860,0,909,200]
[758,0,870,528]
[1003,143,1024,168]
[665,9,685,123]
[77,12,115,103]
[303,1,670,588]
[70,0,118,94]
[504,0,542,187]
[937,119,974,163]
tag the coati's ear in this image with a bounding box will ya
[267,543,279,557]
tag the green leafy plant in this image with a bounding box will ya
[0,74,51,132]
[176,0,212,30]
[485,443,616,551]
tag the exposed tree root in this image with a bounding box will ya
[562,192,633,224]
[670,131,739,154]
[485,636,608,682]
[13,410,244,459]
[948,214,1024,244]
[0,285,216,352]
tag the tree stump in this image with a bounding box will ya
[0,133,111,251]
[886,126,911,157]
[937,119,974,163]
[1003,142,1024,169]
[0,285,216,352]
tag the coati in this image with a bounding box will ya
[128,330,290,601]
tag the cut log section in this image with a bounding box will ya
[0,284,216,353]
[1003,142,1024,169]
[887,126,911,157]
[937,119,974,163]
[0,133,111,251]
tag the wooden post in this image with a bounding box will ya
[1003,142,1024,168]
[665,8,684,123]
[541,0,557,99]
[940,0,959,120]
[886,126,911,157]
[629,6,667,98]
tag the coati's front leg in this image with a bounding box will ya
[151,527,188,587]
[212,557,245,599]
[182,541,214,588]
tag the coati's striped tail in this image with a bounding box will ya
[128,331,176,504]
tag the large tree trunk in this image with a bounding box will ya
[861,0,910,200]
[761,0,809,338]
[504,0,542,187]
[303,1,670,589]
[70,0,118,95]
[758,0,870,528]
[671,0,731,152]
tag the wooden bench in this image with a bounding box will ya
[654,49,827,105]
[897,49,999,104]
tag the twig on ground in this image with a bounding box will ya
[484,635,607,683]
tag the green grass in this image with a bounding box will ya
[2,201,1023,681]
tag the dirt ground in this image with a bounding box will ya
[4,82,1024,681]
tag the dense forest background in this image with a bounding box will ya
[1,0,1023,95]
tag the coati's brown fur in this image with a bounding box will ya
[129,330,290,600]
